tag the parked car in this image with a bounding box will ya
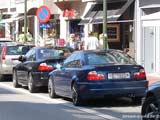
[0,44,34,80]
[141,81,160,120]
[48,50,148,106]
[0,38,15,46]
[12,47,65,93]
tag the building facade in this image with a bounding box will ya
[135,0,160,74]
[0,0,16,38]
[1,0,160,74]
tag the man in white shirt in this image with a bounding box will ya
[85,31,99,50]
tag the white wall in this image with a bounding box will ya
[15,0,43,13]
[135,0,142,65]
[0,1,10,9]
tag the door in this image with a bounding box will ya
[143,27,155,73]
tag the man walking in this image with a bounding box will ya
[85,31,99,50]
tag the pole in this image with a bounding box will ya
[24,0,27,42]
[103,0,108,50]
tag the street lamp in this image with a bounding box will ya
[103,0,108,50]
[24,0,27,42]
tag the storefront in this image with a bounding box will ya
[54,1,86,42]
[137,0,160,73]
[79,0,135,53]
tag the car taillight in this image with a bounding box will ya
[133,69,146,79]
[37,63,54,71]
[87,71,105,81]
[1,46,7,60]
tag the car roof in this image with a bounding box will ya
[74,49,123,54]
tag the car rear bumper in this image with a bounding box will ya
[77,80,148,99]
[32,71,49,87]
[0,65,13,75]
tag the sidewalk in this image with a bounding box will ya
[146,73,160,86]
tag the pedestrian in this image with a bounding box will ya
[18,32,25,43]
[76,34,83,50]
[123,48,130,54]
[66,33,78,50]
[26,30,33,42]
[85,31,99,50]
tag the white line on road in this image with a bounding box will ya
[0,82,122,120]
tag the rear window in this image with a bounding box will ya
[38,49,60,59]
[85,52,136,65]
[6,46,32,55]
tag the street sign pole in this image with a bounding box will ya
[103,0,108,50]
[24,0,27,42]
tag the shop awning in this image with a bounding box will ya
[139,0,160,8]
[0,16,24,23]
[79,0,134,25]
[141,11,160,20]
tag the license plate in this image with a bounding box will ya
[108,73,130,79]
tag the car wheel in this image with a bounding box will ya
[141,96,160,120]
[0,74,4,81]
[48,77,57,98]
[28,73,37,93]
[13,70,20,88]
[72,83,83,106]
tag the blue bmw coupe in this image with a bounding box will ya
[48,50,148,106]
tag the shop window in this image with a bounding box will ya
[107,24,120,42]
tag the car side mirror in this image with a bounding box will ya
[18,55,26,62]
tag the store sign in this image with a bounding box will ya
[39,23,51,28]
[63,9,76,18]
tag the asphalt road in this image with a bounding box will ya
[0,81,142,120]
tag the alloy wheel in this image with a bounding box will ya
[28,73,36,93]
[72,84,82,106]
[13,70,20,88]
[48,77,57,98]
[142,97,160,120]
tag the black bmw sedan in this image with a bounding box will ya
[48,50,148,106]
[141,81,160,120]
[12,47,65,93]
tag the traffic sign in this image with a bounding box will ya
[36,5,51,23]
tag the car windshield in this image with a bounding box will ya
[38,48,60,59]
[86,52,136,65]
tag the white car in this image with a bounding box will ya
[0,44,34,81]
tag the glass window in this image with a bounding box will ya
[64,53,77,64]
[85,52,136,65]
[64,60,81,68]
[111,51,136,64]
[26,49,36,61]
[6,46,23,55]
[37,48,59,60]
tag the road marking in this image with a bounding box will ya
[0,82,122,120]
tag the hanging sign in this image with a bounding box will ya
[36,5,51,23]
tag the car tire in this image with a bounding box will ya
[13,70,20,88]
[141,96,160,120]
[48,77,57,98]
[28,73,37,93]
[0,74,4,81]
[72,83,83,106]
